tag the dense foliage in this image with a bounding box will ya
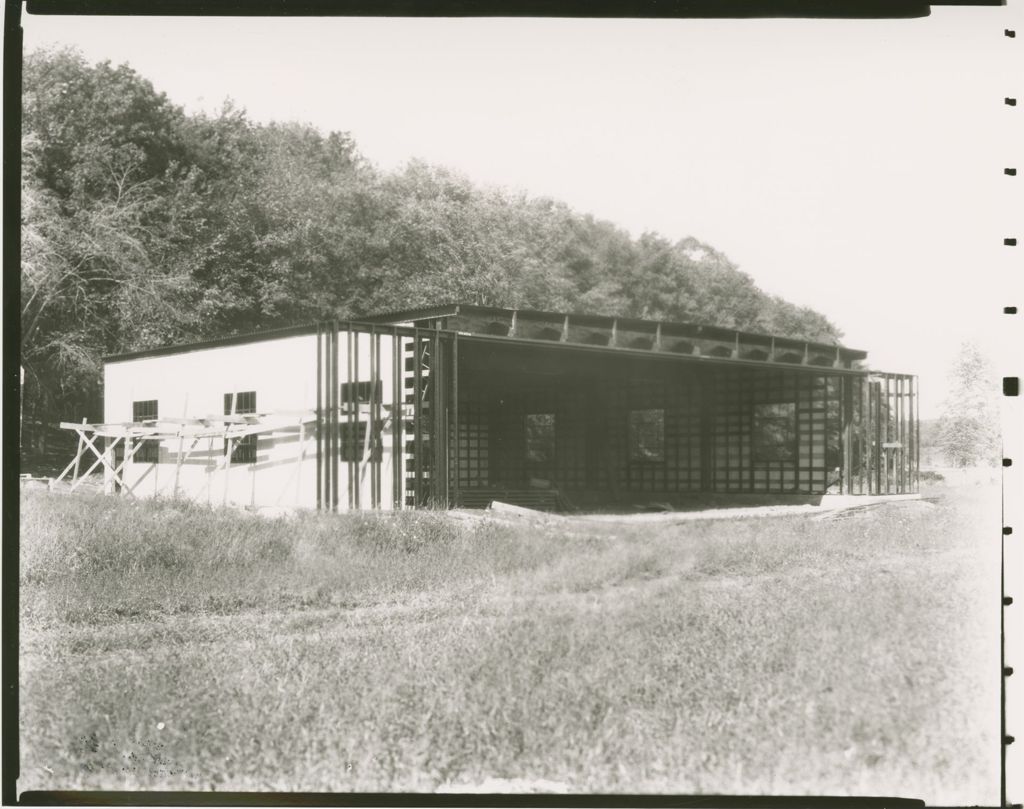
[21,48,842,431]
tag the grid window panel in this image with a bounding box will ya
[224,391,257,463]
[629,409,666,463]
[341,421,382,463]
[131,399,159,463]
[710,370,843,494]
[341,380,383,406]
[455,389,489,488]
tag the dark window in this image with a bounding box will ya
[340,421,382,462]
[629,409,665,462]
[224,391,256,415]
[131,400,159,463]
[340,380,383,408]
[525,413,555,466]
[753,402,797,462]
[224,391,257,463]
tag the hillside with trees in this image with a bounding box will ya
[21,47,844,443]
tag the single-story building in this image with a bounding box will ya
[57,303,919,511]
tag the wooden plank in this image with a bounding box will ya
[223,432,233,506]
[71,418,86,485]
[65,431,118,491]
[174,436,200,499]
[296,420,305,506]
[51,428,93,487]
[173,399,186,499]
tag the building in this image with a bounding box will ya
[56,304,919,511]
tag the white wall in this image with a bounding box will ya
[103,330,409,511]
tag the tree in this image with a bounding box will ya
[21,46,851,457]
[22,49,201,430]
[935,342,1000,468]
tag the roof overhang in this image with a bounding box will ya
[454,331,870,376]
[364,302,869,364]
[103,307,870,375]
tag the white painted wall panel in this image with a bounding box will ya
[103,330,410,511]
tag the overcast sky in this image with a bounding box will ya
[22,8,1023,418]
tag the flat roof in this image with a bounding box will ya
[363,302,868,360]
[103,302,868,366]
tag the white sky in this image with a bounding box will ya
[20,7,1024,418]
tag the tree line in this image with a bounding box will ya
[21,47,843,437]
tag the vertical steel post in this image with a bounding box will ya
[699,369,713,492]
[325,323,331,511]
[391,327,402,510]
[868,378,876,493]
[452,333,460,508]
[371,327,380,509]
[864,377,872,495]
[899,376,906,493]
[431,331,444,507]
[413,328,423,508]
[331,322,339,512]
[316,323,322,511]
[841,376,853,495]
[914,376,921,492]
[354,325,362,509]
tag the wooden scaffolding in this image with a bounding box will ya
[52,411,317,502]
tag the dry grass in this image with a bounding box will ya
[18,485,1001,802]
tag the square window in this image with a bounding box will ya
[630,409,665,462]
[340,421,382,462]
[753,402,797,462]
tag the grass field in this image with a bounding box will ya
[18,484,1001,802]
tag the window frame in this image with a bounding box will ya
[752,400,798,463]
[224,390,258,464]
[131,399,160,464]
[628,408,666,464]
[339,380,383,408]
[339,420,382,463]
[524,412,556,468]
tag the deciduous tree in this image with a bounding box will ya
[936,343,1000,468]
